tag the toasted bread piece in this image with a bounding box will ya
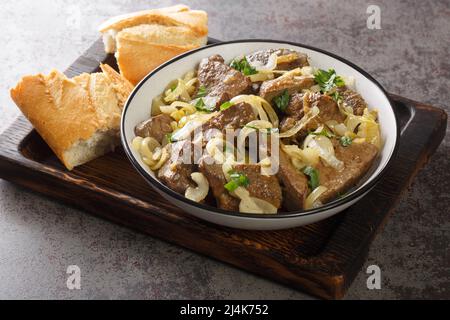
[115,24,206,84]
[99,5,208,84]
[10,67,134,170]
[98,4,190,33]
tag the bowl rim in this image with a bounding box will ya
[121,39,399,220]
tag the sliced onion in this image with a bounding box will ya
[326,120,347,136]
[222,159,234,177]
[185,172,209,203]
[304,186,328,209]
[151,95,165,115]
[278,106,320,138]
[171,120,202,141]
[249,72,274,82]
[149,146,169,170]
[160,105,178,114]
[259,158,273,176]
[259,97,279,127]
[357,120,381,149]
[230,95,279,127]
[300,66,315,76]
[239,196,278,214]
[164,79,189,102]
[345,115,363,133]
[305,135,344,170]
[183,71,195,82]
[281,144,320,168]
[230,95,277,125]
[279,67,302,78]
[338,100,355,116]
[221,162,278,214]
[342,75,355,89]
[141,137,160,155]
[131,136,143,152]
[233,185,250,199]
[206,137,237,163]
[160,101,196,116]
[247,52,278,72]
[236,120,273,157]
[171,101,196,114]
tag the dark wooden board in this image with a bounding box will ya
[0,38,447,299]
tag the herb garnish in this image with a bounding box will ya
[273,89,290,113]
[224,170,250,192]
[330,91,343,102]
[314,69,345,93]
[303,166,320,190]
[308,128,334,139]
[165,133,174,143]
[340,136,353,147]
[219,101,234,111]
[196,85,207,98]
[194,98,214,112]
[170,83,177,92]
[230,57,258,76]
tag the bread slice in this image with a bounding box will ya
[10,65,134,170]
[115,24,206,84]
[99,5,208,85]
[98,4,190,34]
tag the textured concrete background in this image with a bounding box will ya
[0,0,449,299]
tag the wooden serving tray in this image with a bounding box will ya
[0,38,447,299]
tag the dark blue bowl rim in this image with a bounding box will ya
[120,39,399,220]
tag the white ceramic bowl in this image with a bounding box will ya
[121,40,399,230]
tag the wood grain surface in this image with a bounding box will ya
[0,38,446,299]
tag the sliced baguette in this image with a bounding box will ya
[10,66,134,170]
[115,24,206,84]
[99,5,208,84]
[98,4,190,34]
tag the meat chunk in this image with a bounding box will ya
[275,49,310,70]
[199,156,240,211]
[246,49,309,71]
[317,140,378,202]
[285,93,305,118]
[157,141,195,195]
[134,114,172,142]
[197,54,251,108]
[304,92,345,126]
[280,93,345,139]
[200,158,283,211]
[276,149,309,211]
[202,102,256,134]
[337,86,367,116]
[259,76,315,102]
[233,164,283,209]
[279,93,306,133]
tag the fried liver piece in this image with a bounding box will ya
[198,156,240,211]
[134,113,173,142]
[276,149,309,211]
[317,140,378,203]
[259,76,315,103]
[158,140,196,195]
[197,54,251,109]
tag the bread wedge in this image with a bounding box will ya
[10,64,134,170]
[115,24,205,84]
[99,5,208,85]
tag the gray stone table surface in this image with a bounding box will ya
[0,0,449,299]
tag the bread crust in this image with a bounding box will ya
[98,5,189,32]
[10,67,133,170]
[98,5,208,37]
[99,5,208,84]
